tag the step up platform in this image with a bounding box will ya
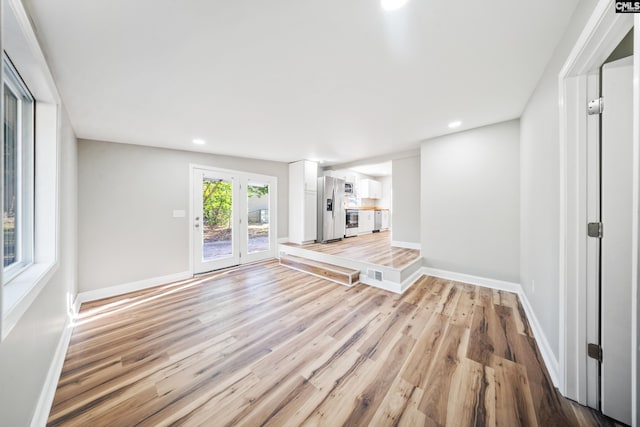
[279,241,423,293]
[280,254,360,286]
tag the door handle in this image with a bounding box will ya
[332,189,335,218]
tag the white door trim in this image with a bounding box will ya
[558,1,636,419]
[632,17,640,426]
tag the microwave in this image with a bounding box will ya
[344,182,354,194]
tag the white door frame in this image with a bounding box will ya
[634,23,640,425]
[558,2,637,422]
[192,167,240,273]
[189,164,278,274]
[240,172,278,264]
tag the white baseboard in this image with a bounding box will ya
[418,266,559,388]
[30,311,76,427]
[76,271,192,305]
[391,240,421,250]
[72,295,82,315]
[277,237,290,244]
[421,267,521,294]
[516,287,559,388]
[400,266,428,293]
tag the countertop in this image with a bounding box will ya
[347,207,389,211]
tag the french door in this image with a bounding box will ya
[192,167,277,274]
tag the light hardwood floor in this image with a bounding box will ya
[48,261,621,426]
[283,231,420,268]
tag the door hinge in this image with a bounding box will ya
[587,222,603,238]
[587,97,604,115]
[587,343,603,362]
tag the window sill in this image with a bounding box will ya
[2,261,58,340]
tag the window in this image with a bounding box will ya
[3,55,35,283]
[1,0,61,341]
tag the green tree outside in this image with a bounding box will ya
[203,180,232,228]
[202,181,269,228]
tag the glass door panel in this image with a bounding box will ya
[242,175,277,264]
[193,169,238,273]
[246,182,270,254]
[202,177,233,260]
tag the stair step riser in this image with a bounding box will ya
[280,257,359,286]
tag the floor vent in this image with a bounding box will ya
[368,269,383,281]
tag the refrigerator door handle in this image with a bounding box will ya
[332,188,335,219]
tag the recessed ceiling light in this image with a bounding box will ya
[448,121,462,129]
[193,138,206,145]
[381,0,409,11]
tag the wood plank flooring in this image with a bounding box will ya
[280,254,360,286]
[282,231,420,268]
[48,260,621,426]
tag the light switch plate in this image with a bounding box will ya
[173,210,186,218]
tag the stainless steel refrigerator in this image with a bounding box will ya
[317,176,345,243]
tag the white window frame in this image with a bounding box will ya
[1,0,62,341]
[3,55,35,283]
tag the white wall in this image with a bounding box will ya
[378,176,392,211]
[392,155,421,245]
[77,139,289,292]
[421,120,520,282]
[520,0,599,358]
[0,110,77,426]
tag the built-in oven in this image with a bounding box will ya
[345,209,359,237]
[344,182,354,194]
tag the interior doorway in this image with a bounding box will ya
[558,6,637,425]
[191,166,277,274]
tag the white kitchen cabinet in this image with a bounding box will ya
[303,161,318,192]
[358,210,374,233]
[359,179,382,199]
[381,210,390,230]
[289,160,318,244]
[372,180,382,198]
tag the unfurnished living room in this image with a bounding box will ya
[0,0,639,426]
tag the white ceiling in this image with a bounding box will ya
[350,162,392,177]
[24,0,578,165]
